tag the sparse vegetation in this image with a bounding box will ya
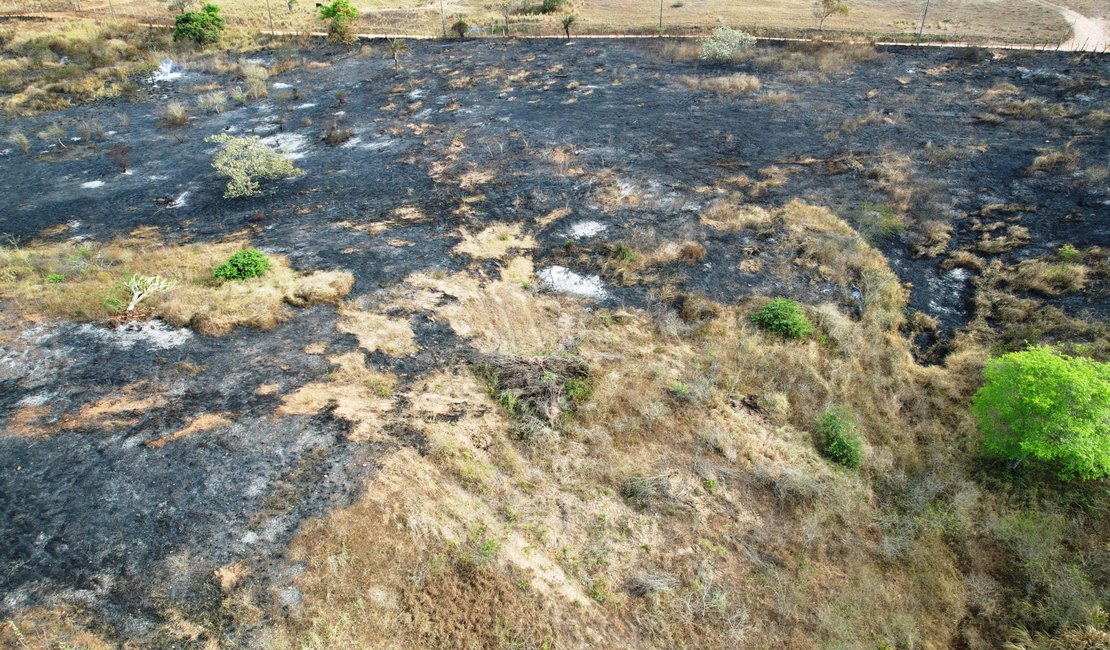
[160,102,189,127]
[699,27,756,62]
[973,346,1110,480]
[206,134,304,198]
[750,298,815,339]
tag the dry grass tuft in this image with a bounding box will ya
[678,73,762,94]
[453,223,537,260]
[1006,260,1088,296]
[1026,146,1079,175]
[701,200,774,233]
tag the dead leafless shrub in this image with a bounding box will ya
[621,474,687,510]
[322,121,354,146]
[626,572,678,597]
[478,355,589,424]
[107,145,132,173]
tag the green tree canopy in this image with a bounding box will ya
[972,346,1110,480]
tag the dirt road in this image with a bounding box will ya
[1036,0,1110,51]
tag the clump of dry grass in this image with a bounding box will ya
[160,102,189,127]
[976,224,1031,254]
[196,91,228,114]
[911,220,952,258]
[701,200,775,233]
[678,73,762,94]
[0,233,353,335]
[1006,259,1088,296]
[453,223,536,260]
[1026,146,1079,175]
[277,352,395,442]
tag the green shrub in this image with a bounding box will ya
[450,18,469,39]
[205,134,304,198]
[815,408,862,469]
[972,346,1110,480]
[173,3,224,46]
[214,248,272,280]
[700,27,756,62]
[750,298,814,339]
[45,273,66,284]
[1057,243,1082,261]
[319,0,359,44]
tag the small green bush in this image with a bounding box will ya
[700,27,756,62]
[1057,243,1082,261]
[972,346,1110,480]
[750,298,814,339]
[214,248,272,280]
[815,408,862,469]
[45,273,66,284]
[173,3,224,46]
[206,134,304,198]
[319,0,359,44]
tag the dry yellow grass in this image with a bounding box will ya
[0,233,353,335]
[453,223,537,260]
[678,73,762,94]
[277,351,395,443]
[145,413,234,449]
[337,302,417,356]
[1006,259,1089,296]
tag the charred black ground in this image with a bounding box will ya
[0,38,1107,642]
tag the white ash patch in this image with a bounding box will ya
[360,136,396,151]
[567,220,607,238]
[170,191,190,208]
[293,103,317,110]
[152,59,183,83]
[16,392,54,407]
[77,320,193,351]
[148,174,168,182]
[272,82,292,89]
[537,266,609,300]
[81,180,105,189]
[261,133,309,160]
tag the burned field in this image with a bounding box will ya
[1,38,1109,648]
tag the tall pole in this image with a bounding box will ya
[658,0,663,31]
[440,0,447,37]
[107,0,114,14]
[265,0,274,33]
[917,0,931,40]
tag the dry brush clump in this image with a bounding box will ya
[0,233,352,335]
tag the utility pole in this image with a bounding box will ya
[107,0,114,14]
[659,0,663,31]
[265,0,274,33]
[440,0,447,37]
[917,0,931,40]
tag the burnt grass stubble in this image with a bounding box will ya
[0,38,1107,641]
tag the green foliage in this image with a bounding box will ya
[173,3,224,46]
[750,298,815,339]
[45,273,66,284]
[205,134,304,198]
[319,0,359,43]
[450,18,469,39]
[667,381,690,400]
[815,408,862,469]
[564,377,591,404]
[561,14,576,37]
[856,200,903,242]
[1057,243,1082,261]
[972,346,1110,480]
[814,0,850,29]
[613,242,638,263]
[700,27,756,62]
[214,248,272,280]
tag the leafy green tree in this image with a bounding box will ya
[972,346,1110,480]
[813,0,849,30]
[173,3,224,46]
[815,408,862,469]
[561,14,576,38]
[319,0,359,44]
